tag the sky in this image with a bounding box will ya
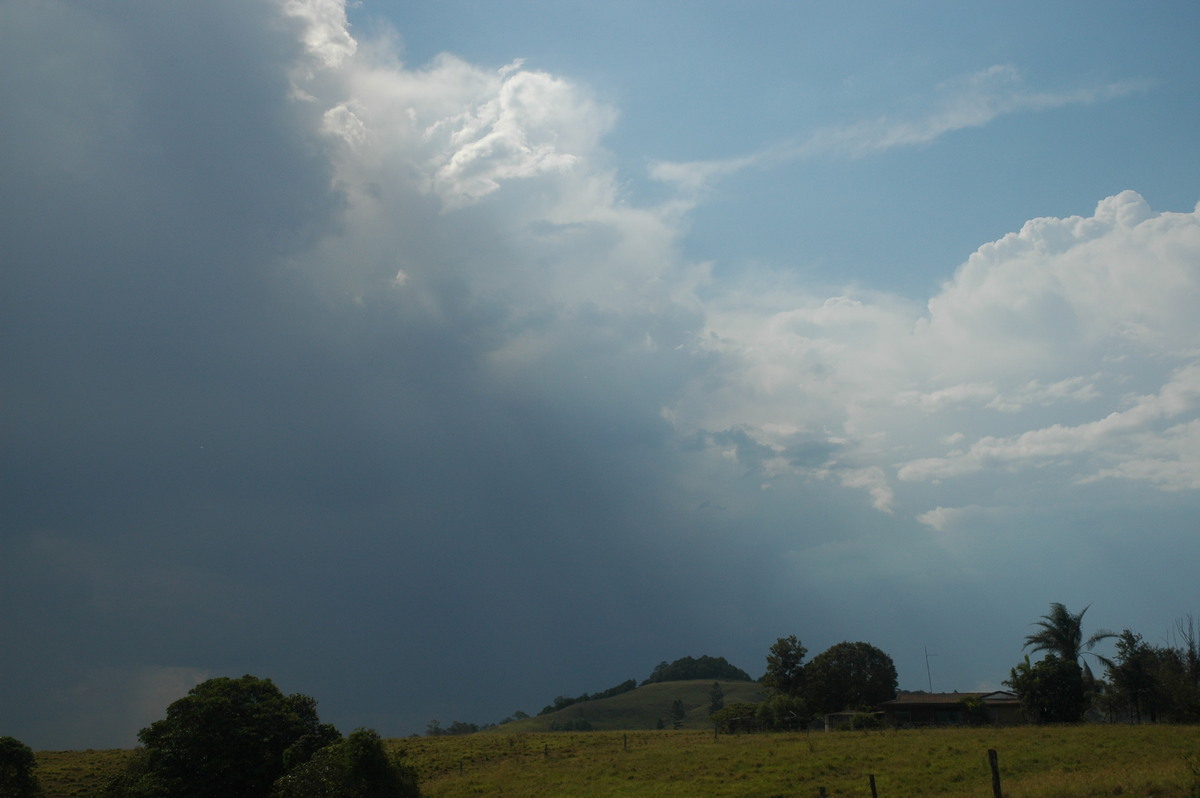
[3,0,1200,749]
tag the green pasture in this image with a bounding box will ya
[400,724,1200,798]
[35,724,1200,798]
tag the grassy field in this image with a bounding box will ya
[35,724,1200,797]
[33,748,136,798]
[396,725,1200,798]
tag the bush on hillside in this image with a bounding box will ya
[538,678,637,715]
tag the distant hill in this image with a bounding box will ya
[642,655,753,685]
[488,680,767,733]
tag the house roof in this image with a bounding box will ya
[880,691,1019,707]
[978,690,1020,703]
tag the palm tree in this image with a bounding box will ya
[1024,602,1115,677]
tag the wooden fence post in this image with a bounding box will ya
[988,748,1003,798]
[869,773,878,798]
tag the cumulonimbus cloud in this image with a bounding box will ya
[250,1,1200,520]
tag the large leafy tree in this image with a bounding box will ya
[1106,630,1160,722]
[1106,630,1200,723]
[1024,602,1115,677]
[120,675,341,798]
[0,736,43,798]
[803,641,897,715]
[761,635,807,697]
[1006,654,1087,723]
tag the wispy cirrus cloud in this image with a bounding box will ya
[804,64,1147,159]
[650,64,1148,192]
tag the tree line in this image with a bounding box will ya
[537,678,639,716]
[1004,603,1200,724]
[711,638,899,733]
[8,604,1194,797]
[735,604,1200,730]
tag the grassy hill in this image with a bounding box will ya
[491,679,767,733]
[33,748,135,798]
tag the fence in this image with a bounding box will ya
[813,748,1005,798]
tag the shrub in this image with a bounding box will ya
[0,736,43,798]
[271,729,419,798]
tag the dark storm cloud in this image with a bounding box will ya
[0,0,759,747]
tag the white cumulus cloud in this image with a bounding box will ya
[671,192,1200,514]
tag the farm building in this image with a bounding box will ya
[878,691,1023,727]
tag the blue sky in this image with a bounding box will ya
[367,1,1200,295]
[3,0,1200,748]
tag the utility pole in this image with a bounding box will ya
[925,645,937,693]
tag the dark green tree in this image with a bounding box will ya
[1101,619,1200,724]
[1163,615,1200,721]
[708,682,725,715]
[1005,654,1086,723]
[270,729,420,798]
[1024,602,1115,678]
[761,635,807,697]
[709,702,761,734]
[755,693,810,731]
[121,674,341,798]
[803,641,898,715]
[958,695,990,726]
[1106,630,1159,722]
[670,698,686,723]
[0,736,43,798]
[1142,644,1200,722]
